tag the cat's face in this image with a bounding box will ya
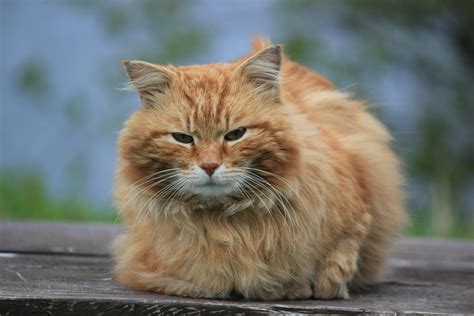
[118,46,300,205]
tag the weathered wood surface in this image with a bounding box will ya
[0,221,473,315]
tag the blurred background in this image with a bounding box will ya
[1,0,473,238]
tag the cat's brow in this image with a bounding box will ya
[247,122,273,130]
[148,130,168,138]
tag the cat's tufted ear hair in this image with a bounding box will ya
[240,45,282,98]
[123,60,171,104]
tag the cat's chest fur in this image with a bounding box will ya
[152,209,315,298]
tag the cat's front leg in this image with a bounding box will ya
[284,280,313,300]
[118,267,232,299]
[114,236,231,299]
[131,272,231,299]
[313,242,357,299]
[313,214,371,300]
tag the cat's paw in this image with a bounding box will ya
[284,282,313,300]
[313,278,349,300]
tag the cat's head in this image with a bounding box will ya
[118,45,301,210]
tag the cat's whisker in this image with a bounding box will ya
[256,176,300,230]
[133,168,179,186]
[244,177,281,226]
[138,180,180,230]
[234,181,252,202]
[122,172,178,211]
[227,180,253,215]
[242,167,311,216]
[162,179,189,217]
[240,167,299,195]
[125,175,180,233]
[134,178,185,232]
[130,184,166,233]
[173,181,192,211]
[232,173,260,199]
[124,177,170,209]
[151,180,185,222]
[125,168,179,198]
[242,173,300,231]
[150,178,186,214]
[123,168,179,204]
[123,172,180,210]
[158,179,187,213]
[236,175,274,219]
[240,174,292,229]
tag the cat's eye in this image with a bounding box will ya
[172,133,194,144]
[224,127,247,141]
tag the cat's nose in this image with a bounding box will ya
[200,163,220,177]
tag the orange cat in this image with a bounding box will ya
[113,37,407,300]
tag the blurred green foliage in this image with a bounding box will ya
[63,94,88,125]
[277,0,474,238]
[2,0,473,239]
[407,213,474,239]
[73,0,209,64]
[0,170,115,222]
[17,59,51,102]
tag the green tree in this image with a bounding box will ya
[277,0,474,237]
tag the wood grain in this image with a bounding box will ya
[0,221,122,255]
[0,221,473,315]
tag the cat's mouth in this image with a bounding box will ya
[200,182,219,186]
[195,181,227,189]
[200,178,222,185]
[190,181,236,197]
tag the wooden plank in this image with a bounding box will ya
[392,238,474,270]
[0,253,472,315]
[0,221,473,314]
[0,221,121,255]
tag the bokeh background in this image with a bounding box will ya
[1,0,473,238]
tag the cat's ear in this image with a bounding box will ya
[240,45,282,98]
[123,60,171,103]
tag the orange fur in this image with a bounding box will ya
[113,37,407,300]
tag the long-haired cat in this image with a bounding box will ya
[113,37,407,300]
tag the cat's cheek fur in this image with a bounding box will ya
[119,129,192,173]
